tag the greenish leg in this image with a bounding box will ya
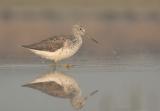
[49,61,56,72]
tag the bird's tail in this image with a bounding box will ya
[21,45,29,48]
[22,84,30,87]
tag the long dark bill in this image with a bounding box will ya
[86,34,99,44]
[84,90,99,100]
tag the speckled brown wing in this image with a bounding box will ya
[22,35,73,52]
[23,81,68,98]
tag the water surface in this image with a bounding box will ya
[0,55,160,111]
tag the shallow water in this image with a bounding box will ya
[0,54,160,111]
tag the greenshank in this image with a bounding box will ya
[22,24,98,68]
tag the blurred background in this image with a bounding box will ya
[0,0,160,111]
[0,0,160,63]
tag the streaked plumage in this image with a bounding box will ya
[23,71,86,110]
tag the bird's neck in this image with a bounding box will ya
[70,95,83,104]
[73,33,83,44]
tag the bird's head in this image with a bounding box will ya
[72,24,99,44]
[70,90,98,110]
[72,24,86,37]
[70,96,86,110]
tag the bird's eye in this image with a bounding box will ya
[79,28,82,30]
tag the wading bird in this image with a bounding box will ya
[22,24,98,69]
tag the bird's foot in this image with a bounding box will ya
[63,64,74,69]
[49,62,74,70]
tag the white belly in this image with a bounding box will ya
[29,47,80,62]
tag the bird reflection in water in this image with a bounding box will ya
[23,71,98,110]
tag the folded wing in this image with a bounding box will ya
[22,35,72,52]
[23,81,68,98]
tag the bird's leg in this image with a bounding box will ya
[49,61,56,72]
[54,61,57,71]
